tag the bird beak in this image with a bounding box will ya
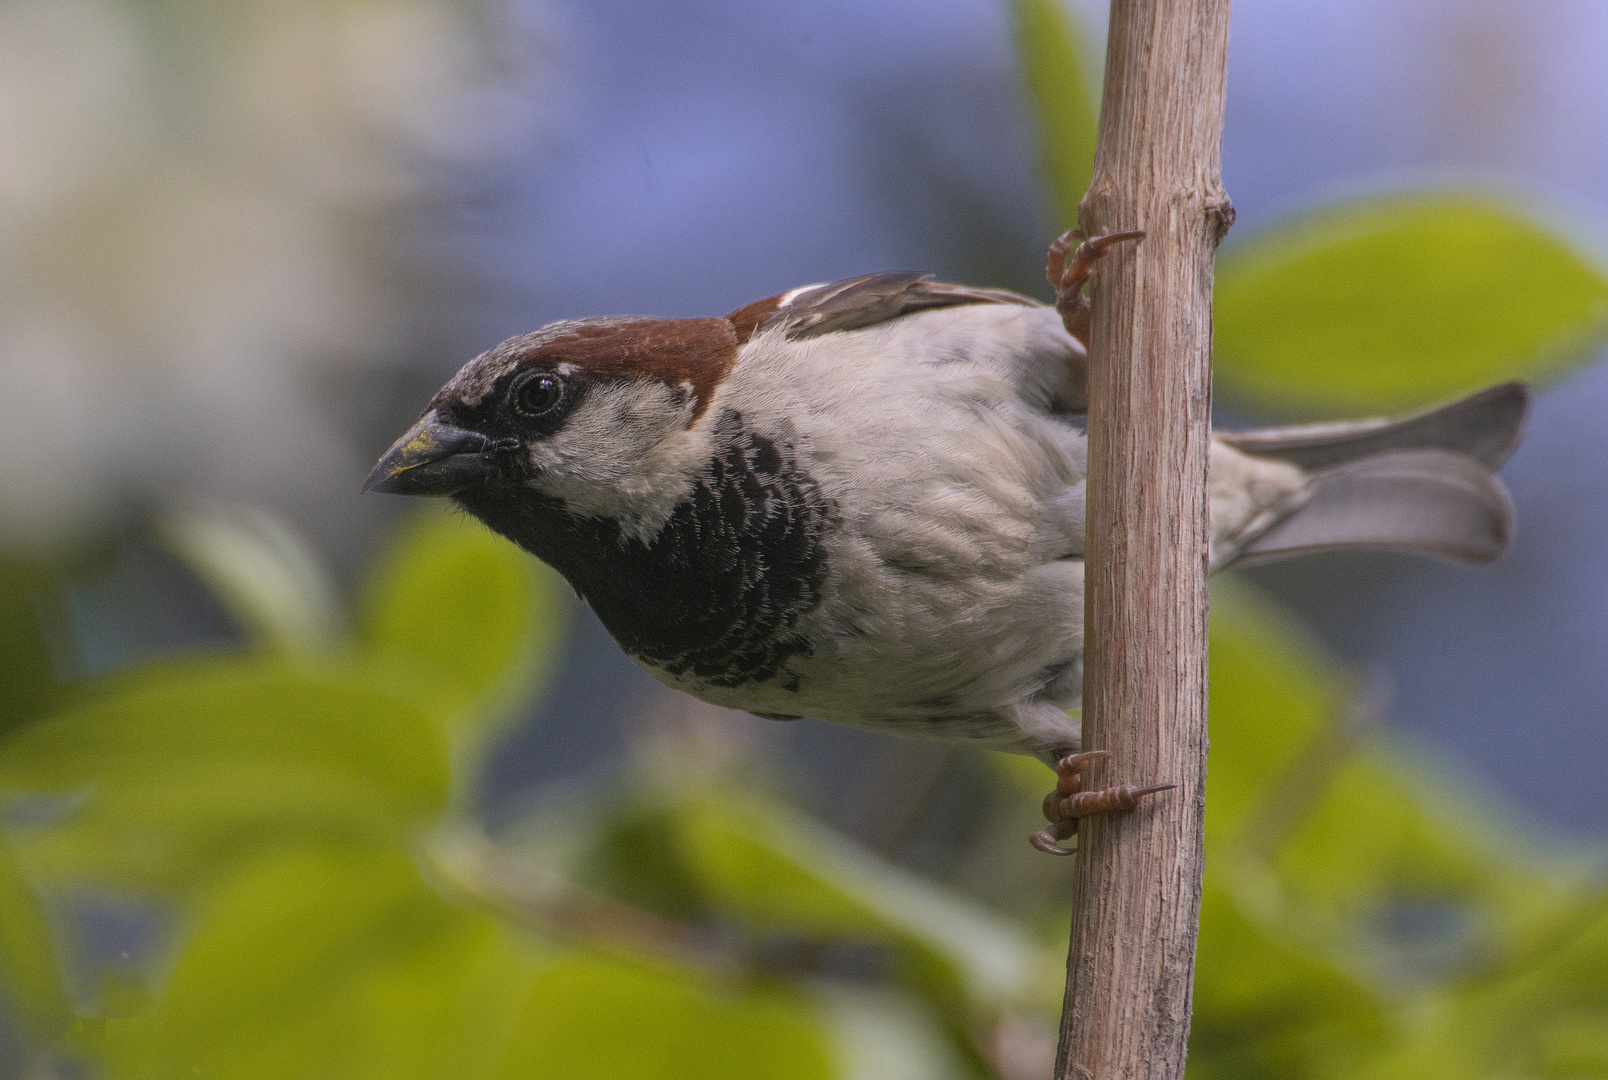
[362,414,499,496]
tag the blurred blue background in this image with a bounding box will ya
[4,0,1606,844]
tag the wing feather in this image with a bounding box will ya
[729,273,1041,343]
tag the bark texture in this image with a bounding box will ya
[1056,1,1232,1077]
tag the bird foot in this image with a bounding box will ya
[1045,229,1145,349]
[1030,750,1175,856]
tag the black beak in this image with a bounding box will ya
[362,414,499,496]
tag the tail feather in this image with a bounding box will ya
[1234,448,1514,567]
[1220,382,1531,472]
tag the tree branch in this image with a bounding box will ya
[1056,1,1232,1077]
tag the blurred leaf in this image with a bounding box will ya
[1186,590,1395,1075]
[1216,194,1608,414]
[671,793,1033,1007]
[1275,749,1555,929]
[0,560,62,736]
[812,983,973,1080]
[0,829,72,1042]
[498,953,835,1080]
[1263,740,1603,1018]
[0,658,449,891]
[1205,580,1348,847]
[985,744,1056,799]
[1008,0,1100,227]
[1469,894,1608,1079]
[1347,892,1608,1080]
[585,803,713,923]
[98,844,837,1080]
[1189,882,1386,1080]
[676,796,887,938]
[1197,580,1608,1078]
[154,501,345,653]
[97,846,542,1080]
[358,507,569,743]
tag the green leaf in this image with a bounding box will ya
[1196,584,1608,1080]
[97,844,836,1080]
[1189,882,1386,1080]
[1346,894,1608,1080]
[154,501,345,653]
[1275,750,1545,926]
[670,793,1033,1007]
[1008,0,1100,228]
[358,507,570,743]
[811,982,975,1080]
[0,829,72,1042]
[675,796,888,938]
[0,559,62,736]
[1215,194,1608,415]
[0,658,450,891]
[1265,741,1598,1007]
[97,845,545,1080]
[1205,580,1347,848]
[497,953,835,1080]
[1465,895,1608,1079]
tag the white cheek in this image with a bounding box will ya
[527,381,711,539]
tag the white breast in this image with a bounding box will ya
[651,301,1307,757]
[672,304,1092,740]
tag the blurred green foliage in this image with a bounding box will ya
[0,828,71,1046]
[1007,0,1100,230]
[357,509,569,755]
[1215,196,1608,415]
[4,507,1605,1079]
[0,559,65,738]
[0,4,1606,1077]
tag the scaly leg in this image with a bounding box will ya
[1030,750,1174,856]
[1045,229,1145,350]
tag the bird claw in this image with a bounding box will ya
[1030,749,1175,856]
[1045,229,1145,349]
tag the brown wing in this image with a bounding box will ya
[727,273,1041,344]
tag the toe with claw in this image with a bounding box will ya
[1045,228,1145,349]
[1030,750,1176,856]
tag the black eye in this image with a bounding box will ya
[514,372,565,416]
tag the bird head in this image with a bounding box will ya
[364,314,739,538]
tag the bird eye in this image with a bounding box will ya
[514,372,565,416]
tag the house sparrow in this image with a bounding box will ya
[366,232,1527,850]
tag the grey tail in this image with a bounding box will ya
[1219,382,1530,470]
[1224,383,1530,568]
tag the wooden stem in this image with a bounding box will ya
[1055,1,1232,1078]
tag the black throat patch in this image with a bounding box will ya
[454,410,833,690]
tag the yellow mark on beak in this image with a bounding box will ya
[363,416,496,496]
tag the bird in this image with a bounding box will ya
[365,231,1528,852]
